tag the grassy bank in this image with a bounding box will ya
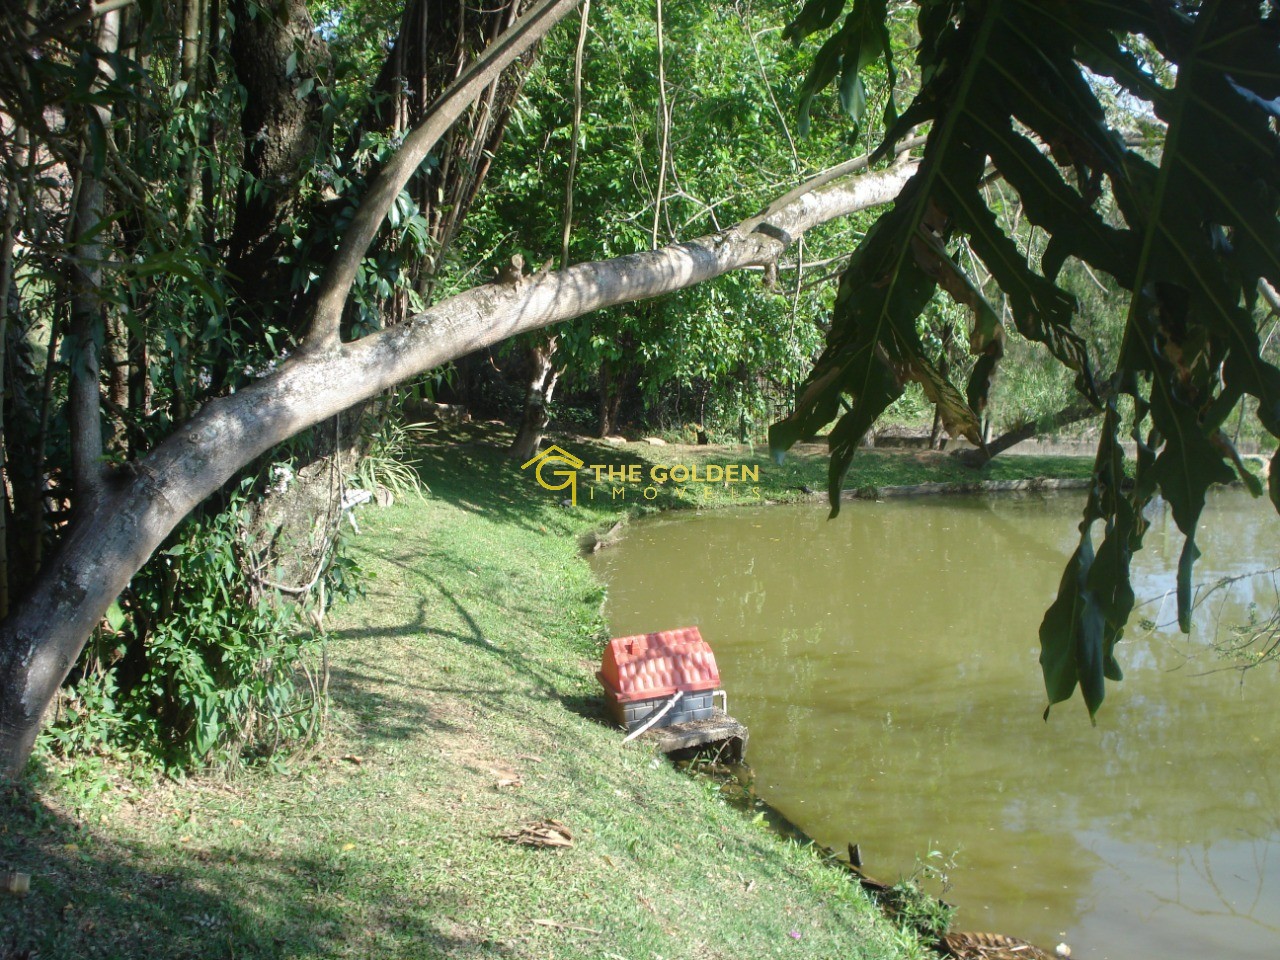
[499,427,1097,512]
[0,433,1094,959]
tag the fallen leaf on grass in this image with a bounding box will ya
[532,918,601,934]
[496,820,573,848]
[516,754,544,763]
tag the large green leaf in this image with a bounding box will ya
[778,0,1280,718]
[794,0,894,136]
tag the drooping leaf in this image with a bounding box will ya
[793,0,894,136]
[784,0,849,44]
[777,0,1280,719]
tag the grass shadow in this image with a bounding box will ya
[0,781,516,959]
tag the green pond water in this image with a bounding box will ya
[591,489,1280,960]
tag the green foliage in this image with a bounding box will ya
[878,848,957,941]
[772,0,1280,718]
[789,0,897,139]
[464,0,875,433]
[44,489,334,772]
[350,417,434,498]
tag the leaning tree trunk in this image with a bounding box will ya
[0,72,919,776]
[231,0,539,595]
[956,397,1103,467]
[508,335,561,460]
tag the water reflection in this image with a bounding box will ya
[592,489,1280,960]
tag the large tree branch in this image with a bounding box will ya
[303,0,582,351]
[956,399,1101,466]
[0,152,917,779]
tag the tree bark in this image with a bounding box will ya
[0,143,918,778]
[64,9,122,508]
[0,157,18,621]
[223,0,330,340]
[956,398,1100,466]
[508,336,561,461]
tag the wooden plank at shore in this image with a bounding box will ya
[634,709,748,755]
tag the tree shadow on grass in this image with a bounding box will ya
[411,430,783,532]
[412,438,605,537]
[326,539,596,702]
[0,781,516,960]
[555,692,612,728]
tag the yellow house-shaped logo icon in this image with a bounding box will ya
[521,445,585,505]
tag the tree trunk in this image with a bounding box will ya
[0,162,18,621]
[956,398,1101,467]
[0,143,918,779]
[929,323,954,450]
[65,9,122,508]
[105,313,130,455]
[597,359,621,438]
[929,409,944,450]
[508,336,560,460]
[224,0,330,328]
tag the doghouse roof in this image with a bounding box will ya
[598,626,721,703]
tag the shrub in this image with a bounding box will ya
[42,484,354,773]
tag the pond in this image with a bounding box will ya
[591,488,1280,960]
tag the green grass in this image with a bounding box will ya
[0,431,1094,959]
[488,426,1096,513]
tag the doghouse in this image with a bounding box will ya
[598,626,722,733]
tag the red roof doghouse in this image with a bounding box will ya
[598,626,722,732]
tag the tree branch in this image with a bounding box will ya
[302,0,583,352]
[1261,279,1280,318]
[28,0,137,46]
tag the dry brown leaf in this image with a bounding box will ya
[496,819,573,848]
